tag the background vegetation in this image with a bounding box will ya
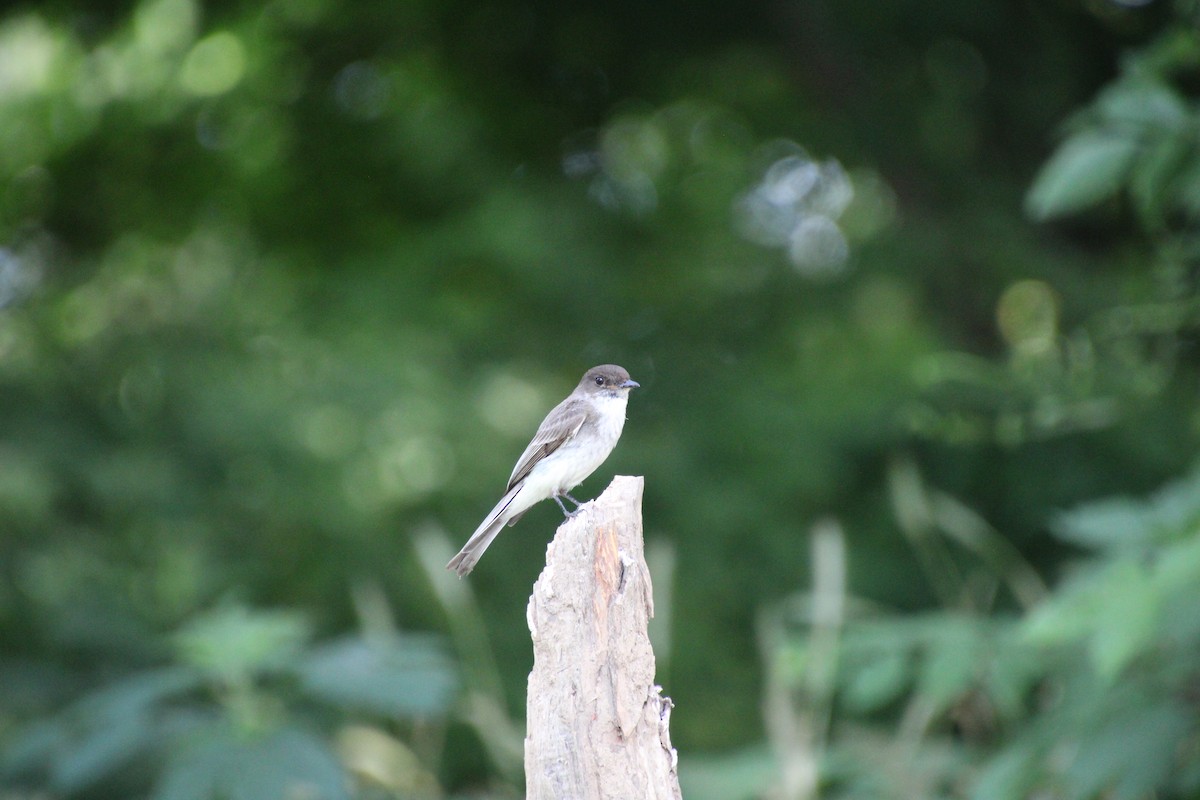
[1,0,1199,797]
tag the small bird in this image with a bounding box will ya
[447,364,640,577]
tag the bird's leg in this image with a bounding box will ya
[553,494,583,518]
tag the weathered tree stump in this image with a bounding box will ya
[524,476,682,800]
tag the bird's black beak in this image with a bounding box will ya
[621,379,640,389]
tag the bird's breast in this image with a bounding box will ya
[528,394,627,493]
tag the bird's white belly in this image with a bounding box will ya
[525,393,628,496]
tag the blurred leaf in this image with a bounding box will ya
[1157,532,1200,593]
[1052,466,1200,551]
[335,724,435,794]
[294,634,457,717]
[1095,77,1188,129]
[1052,498,1155,551]
[678,746,774,800]
[841,648,911,714]
[5,0,1200,793]
[1174,155,1200,219]
[1128,131,1192,228]
[0,658,76,715]
[73,668,201,719]
[1023,558,1158,679]
[51,706,156,793]
[1032,469,1200,682]
[1064,702,1190,800]
[1137,25,1200,73]
[971,740,1040,800]
[1086,559,1157,680]
[1026,131,1139,219]
[983,632,1041,720]
[916,619,981,710]
[153,734,231,800]
[4,668,200,792]
[155,726,349,800]
[227,729,349,800]
[0,718,68,780]
[1017,573,1099,647]
[173,606,310,682]
[1152,535,1200,647]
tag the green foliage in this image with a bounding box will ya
[748,467,1200,800]
[1026,131,1141,221]
[1027,29,1200,228]
[174,606,310,684]
[1026,467,1200,680]
[2,604,457,797]
[1,0,1200,796]
[156,728,349,800]
[297,634,458,717]
[745,11,1200,795]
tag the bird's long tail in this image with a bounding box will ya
[447,485,521,577]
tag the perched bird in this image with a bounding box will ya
[447,364,640,576]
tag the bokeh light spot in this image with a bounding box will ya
[997,279,1059,352]
[601,117,670,182]
[296,404,360,460]
[0,247,41,309]
[734,145,859,277]
[0,16,61,98]
[788,215,849,276]
[180,31,246,96]
[375,435,455,498]
[476,372,545,436]
[134,0,197,56]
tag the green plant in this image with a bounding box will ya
[2,603,457,798]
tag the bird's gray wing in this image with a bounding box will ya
[506,396,590,491]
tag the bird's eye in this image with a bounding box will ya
[594,376,604,386]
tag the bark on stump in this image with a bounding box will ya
[524,475,682,800]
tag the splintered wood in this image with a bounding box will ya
[524,476,681,800]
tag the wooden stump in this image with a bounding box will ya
[524,476,682,800]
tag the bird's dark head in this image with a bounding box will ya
[580,364,639,395]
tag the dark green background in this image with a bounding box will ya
[2,0,1199,797]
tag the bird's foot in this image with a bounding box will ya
[553,494,583,518]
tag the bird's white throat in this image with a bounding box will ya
[593,391,629,425]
